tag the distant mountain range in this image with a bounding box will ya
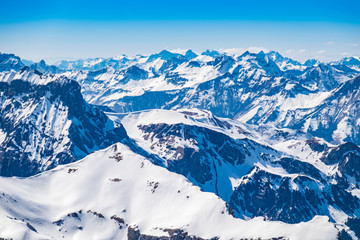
[3,49,359,144]
[0,50,360,239]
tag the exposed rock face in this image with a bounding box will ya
[306,138,327,152]
[127,226,219,240]
[228,165,360,224]
[137,122,268,197]
[227,142,360,224]
[121,109,360,231]
[127,226,287,240]
[322,142,360,181]
[120,65,149,84]
[0,78,129,176]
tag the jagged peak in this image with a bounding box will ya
[0,52,24,71]
[304,58,320,66]
[201,49,221,58]
[238,50,256,59]
[184,49,198,60]
[147,49,184,62]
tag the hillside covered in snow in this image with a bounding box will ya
[1,50,360,239]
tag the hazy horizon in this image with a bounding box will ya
[1,0,359,63]
[3,45,359,66]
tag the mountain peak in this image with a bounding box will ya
[30,60,62,74]
[0,77,130,177]
[304,58,320,66]
[201,49,221,58]
[267,51,285,61]
[0,52,24,71]
[185,49,198,60]
[147,49,184,62]
[238,50,254,58]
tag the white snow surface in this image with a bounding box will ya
[0,143,337,240]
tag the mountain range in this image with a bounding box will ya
[0,49,360,239]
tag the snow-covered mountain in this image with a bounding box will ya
[30,60,63,74]
[54,55,132,71]
[333,56,360,71]
[267,51,305,71]
[0,52,24,71]
[0,74,130,176]
[49,50,359,137]
[120,109,278,201]
[237,74,360,145]
[115,109,360,236]
[0,143,337,239]
[1,50,360,239]
[304,59,321,67]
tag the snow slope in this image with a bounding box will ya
[118,109,360,236]
[0,143,337,240]
[1,50,360,239]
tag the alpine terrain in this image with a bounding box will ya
[0,49,360,239]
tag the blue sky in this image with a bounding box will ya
[0,0,359,63]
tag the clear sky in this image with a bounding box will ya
[0,0,359,63]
